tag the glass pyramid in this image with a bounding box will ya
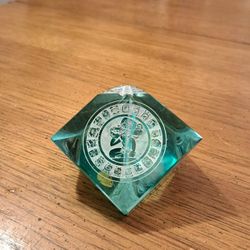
[52,86,202,215]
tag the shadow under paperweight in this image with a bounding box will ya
[52,85,202,215]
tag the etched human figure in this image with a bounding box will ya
[109,117,143,162]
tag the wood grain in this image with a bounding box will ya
[0,0,249,249]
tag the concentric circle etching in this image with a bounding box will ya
[83,101,167,181]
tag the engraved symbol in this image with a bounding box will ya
[114,167,122,176]
[102,110,110,119]
[152,139,161,147]
[94,116,103,126]
[134,163,143,172]
[89,149,99,157]
[110,105,120,115]
[87,140,97,148]
[122,103,130,113]
[125,167,133,176]
[103,164,112,174]
[109,117,143,163]
[151,129,161,137]
[89,128,99,137]
[141,110,150,120]
[147,119,156,128]
[148,148,159,159]
[142,156,153,168]
[84,101,166,181]
[95,156,105,167]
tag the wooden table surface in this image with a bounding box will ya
[0,0,250,249]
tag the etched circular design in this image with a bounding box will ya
[83,101,167,181]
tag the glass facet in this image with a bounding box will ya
[52,86,202,215]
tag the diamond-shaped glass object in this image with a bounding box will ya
[52,86,202,215]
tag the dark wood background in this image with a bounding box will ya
[0,0,249,249]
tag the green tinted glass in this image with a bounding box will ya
[52,86,202,215]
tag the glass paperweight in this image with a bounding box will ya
[52,86,202,215]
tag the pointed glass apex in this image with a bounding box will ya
[52,85,202,215]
